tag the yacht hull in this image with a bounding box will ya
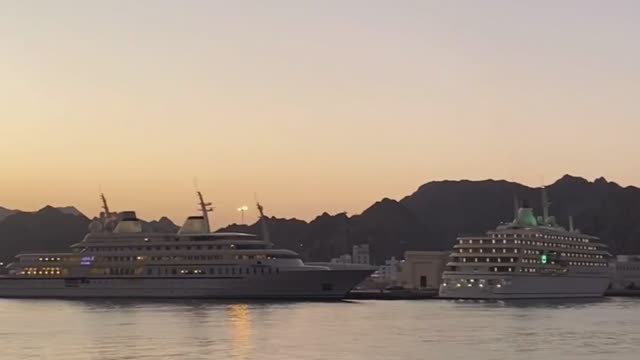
[439,272,611,299]
[0,269,373,300]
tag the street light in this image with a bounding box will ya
[237,206,249,224]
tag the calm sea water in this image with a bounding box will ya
[1,297,639,360]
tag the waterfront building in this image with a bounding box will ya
[612,255,640,289]
[330,254,352,264]
[398,251,449,289]
[352,244,371,265]
[378,257,401,283]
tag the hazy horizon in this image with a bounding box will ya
[2,1,639,226]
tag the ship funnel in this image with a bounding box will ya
[178,216,209,234]
[113,211,143,233]
[514,200,538,227]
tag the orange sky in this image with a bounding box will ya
[1,1,639,227]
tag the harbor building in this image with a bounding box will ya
[330,254,353,264]
[611,255,640,289]
[398,251,449,289]
[378,257,401,283]
[352,244,371,265]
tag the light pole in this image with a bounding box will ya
[237,206,248,224]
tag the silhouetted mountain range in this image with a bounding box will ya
[0,206,91,263]
[223,175,640,263]
[1,175,640,264]
[0,207,179,263]
[0,207,18,222]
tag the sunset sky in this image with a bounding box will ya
[1,1,639,227]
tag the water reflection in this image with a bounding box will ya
[228,304,252,359]
[0,298,638,360]
[450,297,610,309]
[498,297,610,309]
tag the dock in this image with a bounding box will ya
[346,289,438,300]
[605,289,640,297]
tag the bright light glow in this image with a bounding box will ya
[496,284,502,288]
[237,206,249,212]
[541,254,548,264]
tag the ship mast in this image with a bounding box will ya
[196,191,213,233]
[569,215,575,232]
[541,186,550,225]
[98,193,119,232]
[100,193,111,218]
[256,201,271,243]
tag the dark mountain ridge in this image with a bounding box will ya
[222,175,640,263]
[0,207,179,263]
[2,175,640,264]
[0,207,18,222]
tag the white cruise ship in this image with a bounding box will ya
[439,190,613,299]
[0,193,374,299]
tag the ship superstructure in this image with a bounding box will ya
[439,189,612,299]
[0,193,373,299]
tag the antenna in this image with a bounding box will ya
[196,191,213,233]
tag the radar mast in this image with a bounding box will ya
[100,193,111,218]
[196,191,213,233]
[256,199,271,243]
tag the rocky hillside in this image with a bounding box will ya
[0,207,179,263]
[222,175,640,263]
[2,175,640,263]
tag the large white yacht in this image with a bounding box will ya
[0,193,374,299]
[439,189,613,299]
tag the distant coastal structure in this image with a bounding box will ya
[611,255,640,290]
[330,244,371,265]
[354,250,449,290]
[377,257,401,283]
[399,251,449,290]
[352,244,371,265]
[330,254,352,264]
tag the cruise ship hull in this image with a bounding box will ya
[439,273,611,299]
[0,269,373,300]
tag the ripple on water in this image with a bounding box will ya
[0,298,639,360]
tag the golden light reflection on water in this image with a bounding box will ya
[228,304,252,359]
